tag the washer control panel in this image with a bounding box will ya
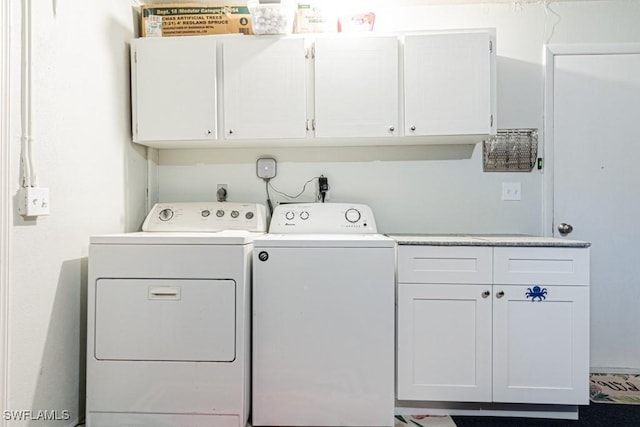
[269,203,377,234]
[142,202,267,232]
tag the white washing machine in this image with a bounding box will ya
[86,202,266,427]
[252,203,395,427]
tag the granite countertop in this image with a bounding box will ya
[386,234,591,248]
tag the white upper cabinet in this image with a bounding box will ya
[404,32,495,139]
[222,37,307,140]
[132,36,218,144]
[130,30,496,148]
[314,35,399,138]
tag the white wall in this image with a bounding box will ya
[158,0,640,236]
[6,0,146,425]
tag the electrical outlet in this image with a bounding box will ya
[502,182,521,201]
[17,187,51,216]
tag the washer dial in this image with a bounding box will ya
[158,208,174,222]
[345,208,361,223]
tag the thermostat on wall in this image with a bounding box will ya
[257,158,277,180]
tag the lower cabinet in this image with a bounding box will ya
[397,283,492,402]
[397,245,590,406]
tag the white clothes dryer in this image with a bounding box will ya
[252,203,395,427]
[86,202,266,427]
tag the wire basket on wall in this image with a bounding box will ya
[483,129,538,172]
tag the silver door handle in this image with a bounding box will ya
[558,223,574,235]
[496,290,505,299]
[481,290,490,298]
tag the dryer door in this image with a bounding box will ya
[95,279,235,362]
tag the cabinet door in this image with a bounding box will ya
[132,36,217,142]
[397,283,492,402]
[492,285,589,404]
[314,36,399,138]
[222,37,307,140]
[404,32,493,136]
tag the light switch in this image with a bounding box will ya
[502,182,521,201]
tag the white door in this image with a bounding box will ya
[492,285,589,404]
[397,283,492,402]
[222,37,307,140]
[548,47,640,370]
[314,35,399,138]
[95,279,236,362]
[404,32,492,137]
[133,36,217,142]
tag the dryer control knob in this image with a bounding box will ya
[285,211,295,220]
[300,211,309,220]
[245,212,254,220]
[201,209,211,218]
[216,209,225,217]
[231,210,240,218]
[345,208,361,223]
[158,208,174,222]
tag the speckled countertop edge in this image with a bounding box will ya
[385,234,591,248]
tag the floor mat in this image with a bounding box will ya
[395,414,457,427]
[590,373,640,404]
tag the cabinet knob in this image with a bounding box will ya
[410,126,416,132]
[389,126,395,132]
[481,290,490,298]
[206,129,212,135]
[496,290,505,299]
[228,129,234,135]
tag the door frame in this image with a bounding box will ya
[0,0,10,422]
[542,43,640,237]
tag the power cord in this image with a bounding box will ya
[262,176,328,215]
[268,176,319,200]
[264,179,274,217]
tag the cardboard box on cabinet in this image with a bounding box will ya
[140,3,254,37]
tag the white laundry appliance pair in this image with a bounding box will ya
[86,202,266,427]
[87,201,395,427]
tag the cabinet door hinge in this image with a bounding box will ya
[490,115,494,127]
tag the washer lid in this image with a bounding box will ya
[253,233,394,248]
[90,230,265,245]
